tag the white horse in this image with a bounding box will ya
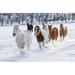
[42,24,49,47]
[13,25,32,55]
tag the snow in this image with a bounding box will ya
[0,23,75,61]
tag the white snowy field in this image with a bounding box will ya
[0,23,75,61]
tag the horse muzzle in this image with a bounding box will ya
[13,33,16,37]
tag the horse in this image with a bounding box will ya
[60,23,68,40]
[42,23,49,45]
[34,26,45,49]
[13,25,32,55]
[27,22,33,32]
[48,25,58,42]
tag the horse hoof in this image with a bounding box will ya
[44,46,47,48]
[20,51,25,55]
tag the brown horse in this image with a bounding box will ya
[48,25,58,42]
[60,23,68,40]
[34,26,44,49]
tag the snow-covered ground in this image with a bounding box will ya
[0,23,75,61]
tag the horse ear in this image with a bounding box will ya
[50,25,52,27]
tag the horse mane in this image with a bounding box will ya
[34,26,41,33]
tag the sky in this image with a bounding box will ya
[0,0,74,13]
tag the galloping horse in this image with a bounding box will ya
[48,25,58,42]
[34,26,44,49]
[13,25,32,55]
[60,23,68,40]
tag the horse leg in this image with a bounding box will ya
[60,35,63,41]
[60,34,61,40]
[52,40,54,44]
[49,38,50,41]
[26,42,30,50]
[46,39,49,44]
[51,39,54,44]
[63,35,65,40]
[48,34,50,42]
[20,49,25,55]
[49,36,51,42]
[42,41,45,46]
[56,35,58,41]
[42,41,47,48]
[39,43,42,49]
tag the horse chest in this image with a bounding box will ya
[36,32,44,42]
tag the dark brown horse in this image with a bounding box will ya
[48,25,58,42]
[34,26,44,49]
[60,23,68,40]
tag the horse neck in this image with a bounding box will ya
[60,25,64,29]
[60,24,64,27]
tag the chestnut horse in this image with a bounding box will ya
[48,25,58,42]
[34,26,44,49]
[60,23,68,40]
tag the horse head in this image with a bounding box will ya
[13,25,19,37]
[48,25,52,31]
[60,23,64,28]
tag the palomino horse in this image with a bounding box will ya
[48,25,58,42]
[60,23,68,40]
[34,26,44,49]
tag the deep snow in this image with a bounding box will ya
[0,23,75,61]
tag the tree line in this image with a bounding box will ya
[0,13,75,26]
